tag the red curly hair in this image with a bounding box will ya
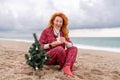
[48,12,69,38]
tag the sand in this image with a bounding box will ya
[0,40,120,80]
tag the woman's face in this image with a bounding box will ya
[53,16,63,29]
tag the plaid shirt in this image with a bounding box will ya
[39,27,72,51]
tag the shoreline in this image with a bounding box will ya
[0,40,120,80]
[0,39,120,53]
[76,44,120,53]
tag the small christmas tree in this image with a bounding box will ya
[25,33,49,70]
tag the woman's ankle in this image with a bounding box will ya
[70,66,77,72]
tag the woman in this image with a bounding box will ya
[39,12,77,77]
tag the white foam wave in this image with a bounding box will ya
[0,38,33,43]
[74,44,120,53]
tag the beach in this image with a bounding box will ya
[0,40,120,80]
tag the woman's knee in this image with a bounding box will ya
[72,46,77,50]
[69,46,77,51]
[54,46,65,53]
[67,46,78,56]
[54,46,66,59]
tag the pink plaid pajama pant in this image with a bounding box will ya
[46,46,77,69]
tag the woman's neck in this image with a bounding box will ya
[53,27,60,37]
[54,27,60,32]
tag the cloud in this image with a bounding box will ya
[0,0,120,39]
[69,27,120,37]
[75,0,120,29]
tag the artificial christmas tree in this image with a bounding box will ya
[25,33,49,70]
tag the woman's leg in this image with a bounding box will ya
[64,46,77,68]
[61,46,77,77]
[46,46,66,69]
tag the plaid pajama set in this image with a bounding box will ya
[39,27,77,69]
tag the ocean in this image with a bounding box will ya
[70,37,120,53]
[0,37,120,53]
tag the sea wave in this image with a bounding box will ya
[1,38,120,53]
[74,44,120,53]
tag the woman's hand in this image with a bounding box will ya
[60,37,65,43]
[60,37,68,44]
[51,37,69,47]
[60,37,73,47]
[51,41,62,47]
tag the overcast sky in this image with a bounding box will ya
[0,0,120,39]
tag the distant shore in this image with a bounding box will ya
[0,40,120,80]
